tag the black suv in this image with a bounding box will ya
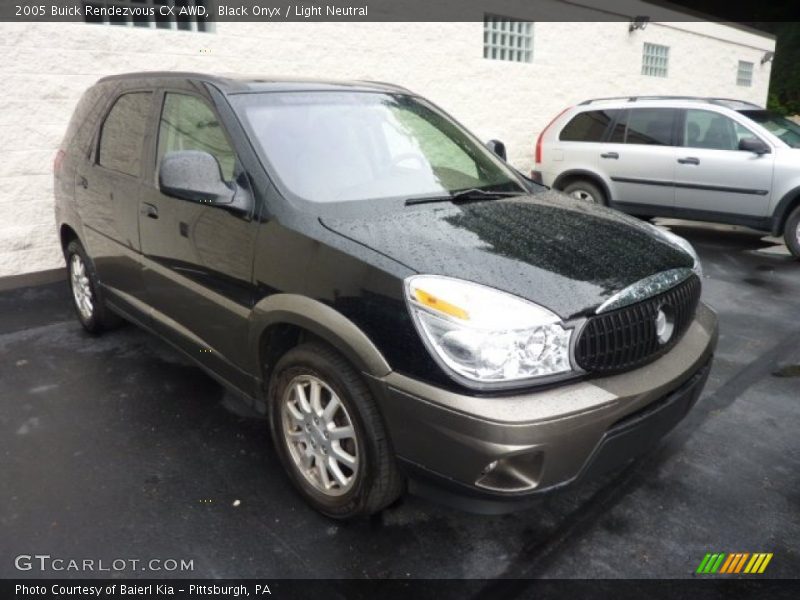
[55,73,718,518]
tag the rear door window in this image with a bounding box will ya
[622,108,678,146]
[559,110,618,142]
[97,92,153,177]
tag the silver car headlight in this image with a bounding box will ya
[652,227,703,277]
[404,275,574,386]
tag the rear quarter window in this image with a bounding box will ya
[559,110,618,142]
[97,92,153,177]
[61,86,106,153]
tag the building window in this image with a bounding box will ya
[737,61,754,87]
[83,0,213,32]
[641,42,669,78]
[483,15,533,63]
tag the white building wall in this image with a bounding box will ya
[0,18,774,276]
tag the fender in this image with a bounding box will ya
[247,293,392,384]
[57,213,88,257]
[552,169,614,202]
[770,186,800,236]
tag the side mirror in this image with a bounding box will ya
[159,150,235,205]
[738,137,771,155]
[486,139,507,161]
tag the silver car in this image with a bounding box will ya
[532,96,800,258]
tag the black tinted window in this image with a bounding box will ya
[559,110,618,142]
[608,111,627,143]
[623,108,677,146]
[98,92,152,176]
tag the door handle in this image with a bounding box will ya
[140,203,159,219]
[601,152,619,159]
[678,157,700,165]
[78,176,88,189]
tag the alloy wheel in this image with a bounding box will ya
[570,189,597,203]
[280,374,359,497]
[70,254,94,321]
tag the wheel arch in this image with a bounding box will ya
[249,294,392,402]
[771,187,800,236]
[552,169,612,202]
[59,224,80,256]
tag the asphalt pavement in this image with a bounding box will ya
[1,220,798,583]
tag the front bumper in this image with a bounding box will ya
[368,302,718,513]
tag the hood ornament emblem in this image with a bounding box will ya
[596,268,693,314]
[655,305,675,345]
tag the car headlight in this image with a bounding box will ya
[652,227,703,277]
[404,275,574,387]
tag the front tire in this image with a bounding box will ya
[784,205,800,259]
[268,342,403,519]
[65,239,122,334]
[562,179,607,206]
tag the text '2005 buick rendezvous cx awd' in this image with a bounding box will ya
[54,72,718,518]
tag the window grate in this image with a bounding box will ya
[737,60,754,87]
[83,0,213,32]
[641,42,669,78]
[483,15,533,63]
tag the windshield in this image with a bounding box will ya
[232,92,526,204]
[740,110,800,148]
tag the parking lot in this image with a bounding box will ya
[1,220,798,582]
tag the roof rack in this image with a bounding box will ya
[356,80,412,92]
[578,96,762,108]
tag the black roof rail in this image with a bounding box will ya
[578,95,762,108]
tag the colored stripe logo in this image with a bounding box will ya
[696,552,773,574]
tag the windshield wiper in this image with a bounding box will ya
[405,188,524,206]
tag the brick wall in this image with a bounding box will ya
[0,19,774,276]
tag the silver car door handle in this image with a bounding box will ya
[601,152,619,159]
[678,157,700,165]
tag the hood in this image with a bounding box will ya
[320,191,694,319]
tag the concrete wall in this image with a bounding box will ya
[0,19,774,276]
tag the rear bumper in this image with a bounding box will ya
[369,302,718,514]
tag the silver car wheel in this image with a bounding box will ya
[70,254,94,321]
[570,189,597,204]
[796,220,800,246]
[281,374,359,497]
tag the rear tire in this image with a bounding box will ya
[268,342,404,519]
[562,180,607,206]
[65,239,123,334]
[784,206,800,259]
